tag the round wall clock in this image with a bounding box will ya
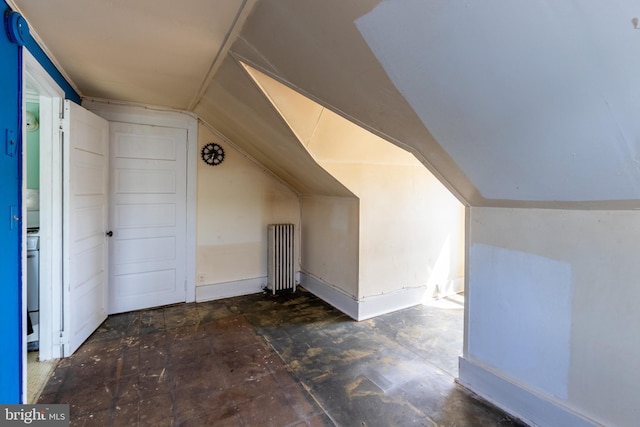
[201,142,225,166]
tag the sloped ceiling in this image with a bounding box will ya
[11,0,640,207]
[232,0,640,208]
[10,0,255,110]
[194,57,353,196]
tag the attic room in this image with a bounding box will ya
[1,1,639,426]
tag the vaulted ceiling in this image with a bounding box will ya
[10,0,640,208]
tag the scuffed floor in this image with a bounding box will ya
[38,288,524,426]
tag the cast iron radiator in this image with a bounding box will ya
[267,224,296,294]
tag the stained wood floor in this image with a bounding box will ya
[38,288,524,426]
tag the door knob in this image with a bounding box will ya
[106,231,113,237]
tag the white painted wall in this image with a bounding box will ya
[196,123,300,295]
[463,207,640,427]
[300,195,359,299]
[307,110,465,300]
[245,65,465,307]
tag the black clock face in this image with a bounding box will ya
[201,143,225,166]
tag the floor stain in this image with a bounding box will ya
[37,288,526,427]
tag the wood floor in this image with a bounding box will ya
[37,288,524,426]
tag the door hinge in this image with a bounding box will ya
[58,330,67,346]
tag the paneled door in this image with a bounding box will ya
[108,122,187,314]
[63,101,109,356]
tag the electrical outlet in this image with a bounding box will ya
[198,274,205,284]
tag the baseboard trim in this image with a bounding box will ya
[199,273,434,323]
[195,277,266,302]
[357,286,427,320]
[458,357,601,427]
[299,272,359,320]
[299,272,427,321]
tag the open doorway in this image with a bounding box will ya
[22,54,113,401]
[23,90,58,404]
[22,50,65,403]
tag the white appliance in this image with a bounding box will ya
[26,213,39,350]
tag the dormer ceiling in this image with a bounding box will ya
[11,0,640,208]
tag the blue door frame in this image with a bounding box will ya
[1,3,79,403]
[1,5,24,403]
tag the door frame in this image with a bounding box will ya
[21,50,65,403]
[82,99,198,304]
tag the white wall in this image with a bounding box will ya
[300,195,359,299]
[244,64,465,317]
[307,110,465,300]
[196,122,300,298]
[462,207,640,427]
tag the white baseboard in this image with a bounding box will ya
[299,272,359,319]
[199,272,434,323]
[196,277,266,302]
[458,357,601,427]
[197,272,303,302]
[357,286,429,320]
[299,272,427,321]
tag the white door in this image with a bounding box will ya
[108,122,187,314]
[62,101,109,356]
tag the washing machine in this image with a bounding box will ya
[26,230,39,350]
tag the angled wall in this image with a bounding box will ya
[230,2,640,425]
[305,110,464,303]
[244,64,465,319]
[193,57,354,197]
